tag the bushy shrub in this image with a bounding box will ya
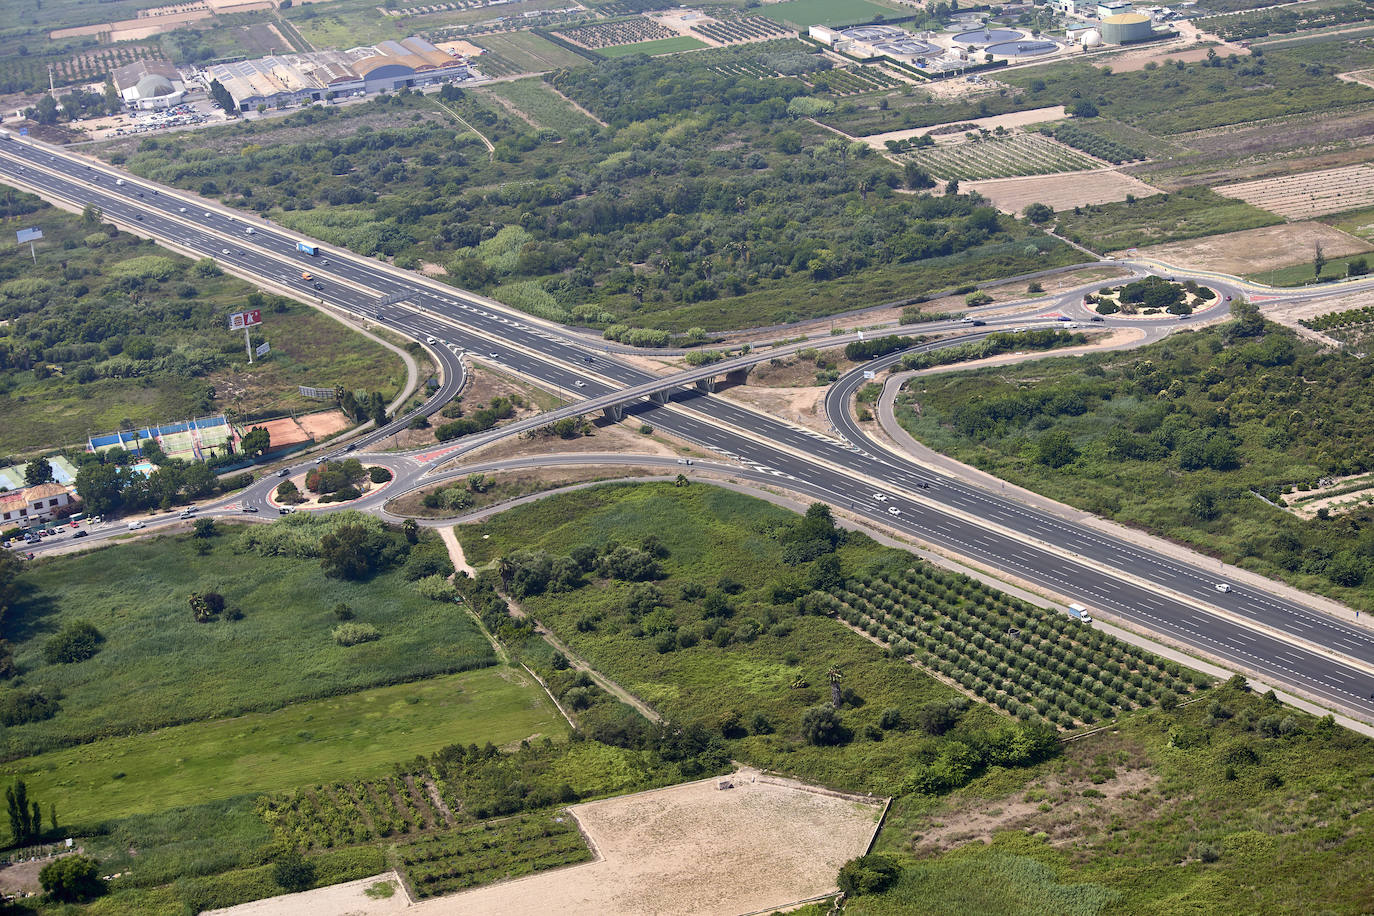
[43,620,104,664]
[332,622,381,646]
[414,575,458,601]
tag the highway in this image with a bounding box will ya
[4,136,1374,721]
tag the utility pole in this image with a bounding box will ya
[244,326,253,364]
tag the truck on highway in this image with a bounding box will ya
[1068,603,1092,623]
[297,242,318,256]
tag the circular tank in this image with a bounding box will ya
[1080,28,1103,48]
[986,39,1059,57]
[1101,12,1153,44]
[953,28,1024,46]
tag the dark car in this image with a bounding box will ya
[73,530,88,538]
[313,282,324,290]
[278,507,292,515]
[134,214,143,221]
[241,505,259,513]
[1090,316,1104,322]
[970,320,986,326]
[277,468,290,478]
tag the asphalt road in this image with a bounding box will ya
[5,136,1374,720]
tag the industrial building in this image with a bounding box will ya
[1096,0,1133,17]
[1100,11,1155,42]
[111,59,187,110]
[206,37,475,113]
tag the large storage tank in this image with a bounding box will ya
[1101,12,1153,43]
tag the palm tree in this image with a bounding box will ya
[827,665,844,708]
[496,556,515,592]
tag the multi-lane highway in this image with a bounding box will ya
[4,135,1374,721]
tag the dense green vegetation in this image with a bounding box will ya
[1196,1,1374,41]
[840,679,1374,914]
[97,47,1072,335]
[1051,187,1282,252]
[896,303,1374,608]
[462,483,1145,795]
[0,515,483,758]
[0,195,401,455]
[1000,55,1374,135]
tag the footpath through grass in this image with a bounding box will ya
[0,667,563,825]
[2,525,495,758]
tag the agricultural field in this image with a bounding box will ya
[397,811,590,897]
[0,517,490,759]
[760,0,895,28]
[902,134,1102,182]
[474,29,594,72]
[689,15,793,44]
[1042,122,1145,164]
[596,35,708,56]
[439,776,884,915]
[1050,186,1283,252]
[558,17,678,49]
[281,0,411,49]
[485,78,600,133]
[967,170,1158,216]
[827,568,1203,728]
[809,65,906,96]
[1216,164,1374,219]
[1194,0,1374,42]
[0,196,403,455]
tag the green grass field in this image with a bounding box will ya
[2,528,495,758]
[475,30,593,71]
[0,668,563,825]
[597,35,708,57]
[760,0,895,27]
[1250,253,1371,287]
[486,78,601,133]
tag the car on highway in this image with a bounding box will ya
[1215,582,1231,593]
[278,507,293,515]
[245,227,255,235]
[134,214,143,221]
[179,510,194,519]
[277,468,290,477]
[73,530,88,538]
[872,493,888,502]
[971,320,986,326]
[313,282,323,291]
[583,356,595,363]
[574,381,586,388]
[322,259,331,265]
[221,248,229,255]
[887,506,901,516]
[240,505,259,513]
[179,207,187,213]
[1090,316,1104,322]
[489,352,500,358]
[204,211,211,217]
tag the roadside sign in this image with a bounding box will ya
[863,370,876,380]
[299,385,336,400]
[228,309,262,330]
[15,227,42,244]
[255,341,270,357]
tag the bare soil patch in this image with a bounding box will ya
[746,347,852,388]
[461,414,690,463]
[207,872,412,915]
[413,770,883,915]
[723,386,831,435]
[1099,40,1238,73]
[969,169,1158,215]
[1130,221,1371,272]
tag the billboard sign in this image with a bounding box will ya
[299,385,336,400]
[228,309,262,330]
[16,227,42,244]
[255,341,271,357]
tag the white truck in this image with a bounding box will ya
[1068,603,1092,623]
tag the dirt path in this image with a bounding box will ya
[437,526,507,664]
[430,98,495,159]
[547,85,607,127]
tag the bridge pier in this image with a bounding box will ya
[724,367,749,386]
[694,378,716,394]
[602,404,624,422]
[650,390,671,405]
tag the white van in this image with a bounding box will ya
[1068,603,1092,622]
[127,520,145,530]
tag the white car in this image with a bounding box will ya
[1215,583,1231,593]
[872,493,888,502]
[221,248,230,255]
[204,211,211,217]
[887,506,901,516]
[574,381,586,388]
[179,206,187,213]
